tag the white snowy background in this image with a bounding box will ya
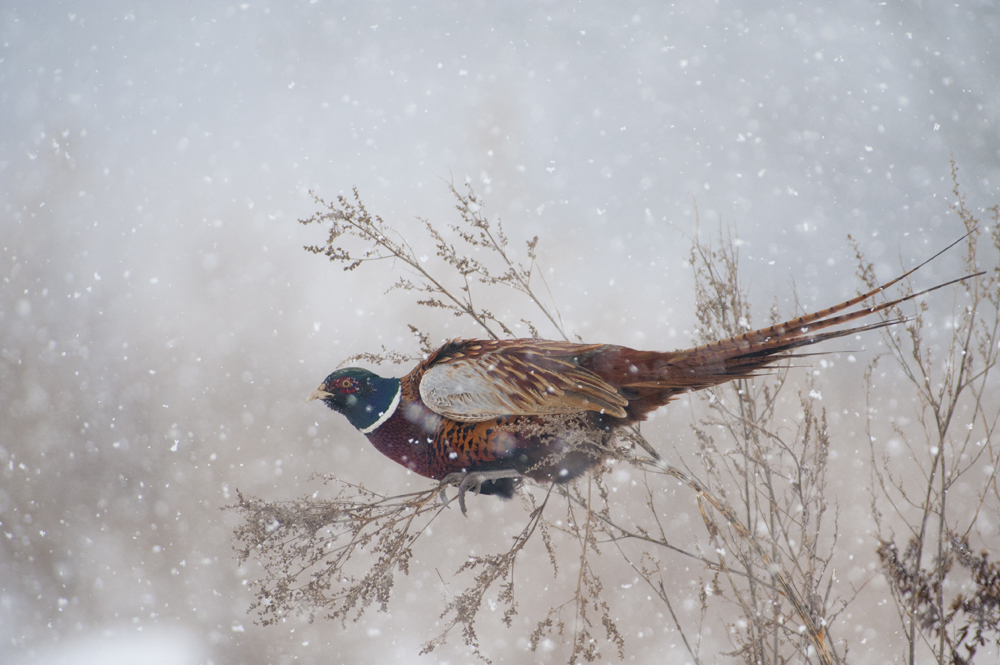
[2,2,998,664]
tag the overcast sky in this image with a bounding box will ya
[2,2,998,664]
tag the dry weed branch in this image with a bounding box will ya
[230,482,443,626]
[863,163,1000,664]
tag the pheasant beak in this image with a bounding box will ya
[307,385,335,403]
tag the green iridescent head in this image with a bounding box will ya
[308,367,401,433]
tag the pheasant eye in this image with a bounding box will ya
[337,377,358,394]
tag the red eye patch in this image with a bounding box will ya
[336,377,358,394]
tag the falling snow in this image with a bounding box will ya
[2,2,999,663]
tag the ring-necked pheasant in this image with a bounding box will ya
[309,244,973,508]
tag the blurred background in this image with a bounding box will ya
[2,2,998,663]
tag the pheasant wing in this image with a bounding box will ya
[419,340,629,422]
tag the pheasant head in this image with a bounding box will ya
[308,368,402,434]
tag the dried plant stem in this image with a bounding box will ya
[864,163,1000,664]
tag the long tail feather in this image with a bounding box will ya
[621,234,981,396]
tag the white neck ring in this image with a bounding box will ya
[360,384,401,434]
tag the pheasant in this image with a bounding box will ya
[309,245,972,509]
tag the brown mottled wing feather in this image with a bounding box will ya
[419,340,629,421]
